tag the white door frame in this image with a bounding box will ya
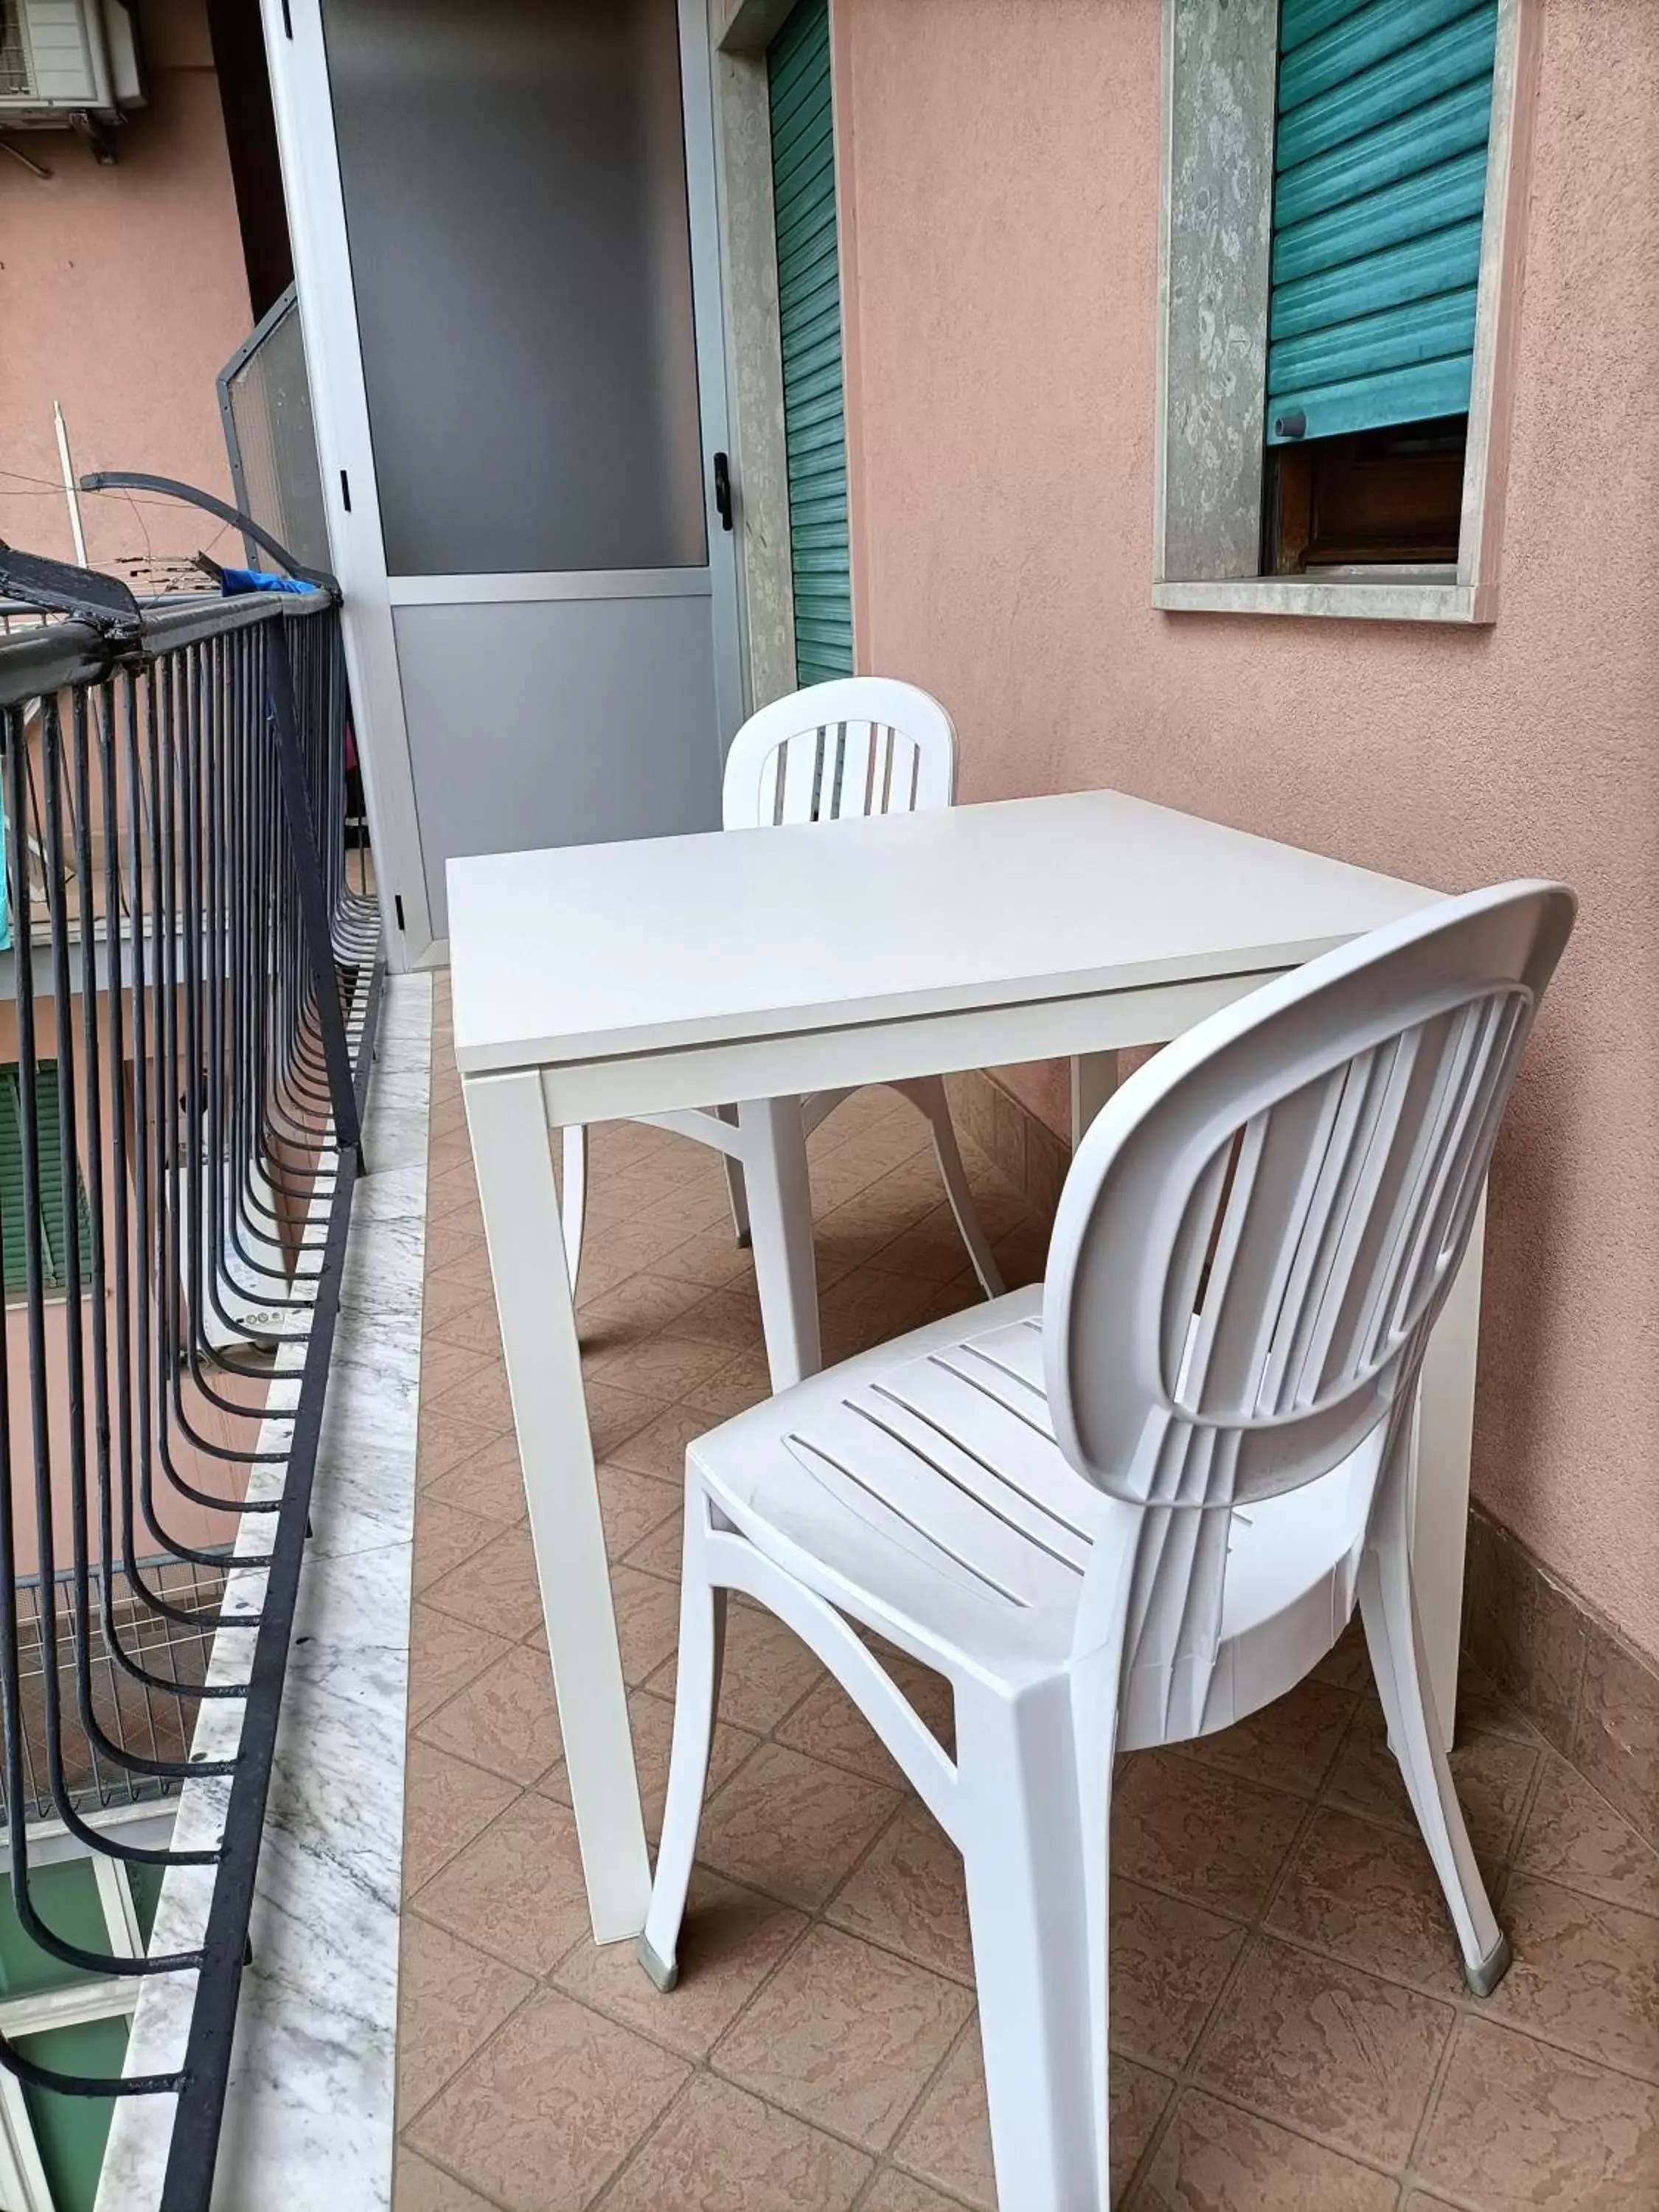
[260,0,744,973]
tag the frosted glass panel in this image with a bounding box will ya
[321,0,706,576]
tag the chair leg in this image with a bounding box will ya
[639,1484,727,1993]
[560,1124,588,1293]
[1359,1429,1509,1996]
[722,1155,752,1250]
[955,1674,1105,2211]
[900,1076,1005,1299]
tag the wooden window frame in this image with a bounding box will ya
[1152,0,1540,625]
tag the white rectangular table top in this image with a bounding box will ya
[448,789,1440,1077]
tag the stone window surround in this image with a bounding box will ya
[1152,0,1542,626]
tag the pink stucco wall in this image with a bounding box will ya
[833,0,1659,1658]
[0,0,250,577]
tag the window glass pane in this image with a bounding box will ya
[321,0,707,576]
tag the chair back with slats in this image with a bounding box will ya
[721,677,956,830]
[1045,882,1573,1690]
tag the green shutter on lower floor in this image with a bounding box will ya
[0,1062,94,1296]
[769,0,853,686]
[1266,0,1498,446]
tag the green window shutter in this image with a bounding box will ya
[0,1062,93,1295]
[1266,0,1498,446]
[769,0,853,686]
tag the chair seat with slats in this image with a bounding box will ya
[695,1287,1379,1739]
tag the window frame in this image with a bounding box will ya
[1152,0,1540,625]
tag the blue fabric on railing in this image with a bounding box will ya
[219,567,316,597]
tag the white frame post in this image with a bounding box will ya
[258,0,434,966]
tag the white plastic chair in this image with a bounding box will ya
[639,880,1575,2211]
[560,678,1004,1302]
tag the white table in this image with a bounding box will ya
[451,789,1481,1944]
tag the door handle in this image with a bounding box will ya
[713,451,734,532]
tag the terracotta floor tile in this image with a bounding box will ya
[1179,1676,1360,1801]
[661,1281,768,1349]
[407,1604,515,1728]
[393,2150,500,2211]
[827,1798,973,1983]
[414,1641,563,1784]
[423,1432,526,1525]
[605,2073,871,2212]
[406,1989,688,2212]
[586,1329,746,1403]
[422,1523,545,1642]
[583,1379,672,1458]
[397,1913,534,2119]
[420,1284,507,1359]
[606,1405,711,1483]
[1328,1697,1539,1862]
[610,1562,682,1685]
[777,1658,955,1782]
[1194,1936,1453,2166]
[706,1600,827,1733]
[554,1868,806,2058]
[412,1498,499,1596]
[1511,1749,1659,1916]
[1416,2014,1659,2211]
[427,1162,481,1224]
[859,2169,970,2212]
[1483,1874,1659,2080]
[625,1506,684,1579]
[649,1223,759,1290]
[418,1335,495,1402]
[1133,2089,1397,2211]
[700,1742,902,1910]
[679,1346,776,1421]
[714,1924,973,2152]
[898,2026,1168,2203]
[890,2027,992,2207]
[424,1356,517,1436]
[576,1272,711,1349]
[403,1741,521,1896]
[538,1687,758,1846]
[1310,1619,1373,1694]
[1266,1805,1470,1998]
[596,1461,680,1554]
[863,1204,988,1284]
[1110,1879,1248,2072]
[1112,2058,1177,2202]
[818,1270,950,1363]
[1453,1658,1545,1747]
[416,1795,597,1976]
[1111,1753,1306,1921]
[420,1406,507,1486]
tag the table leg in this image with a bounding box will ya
[463,1068,650,1941]
[1408,1182,1486,1753]
[1070,1052,1121,1149]
[737,1096,821,1390]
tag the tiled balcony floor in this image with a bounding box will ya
[397,975,1659,2211]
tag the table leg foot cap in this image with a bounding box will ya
[637,1936,678,1992]
[1465,1931,1512,1998]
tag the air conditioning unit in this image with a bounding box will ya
[0,0,144,129]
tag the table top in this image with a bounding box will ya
[448,789,1440,1077]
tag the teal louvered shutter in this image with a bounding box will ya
[1267,0,1498,448]
[768,0,853,685]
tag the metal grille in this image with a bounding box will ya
[0,561,380,2211]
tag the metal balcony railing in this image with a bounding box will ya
[0,538,380,2211]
